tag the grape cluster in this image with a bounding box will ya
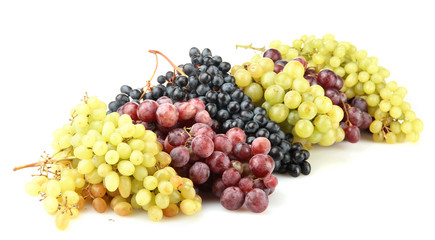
[110,94,279,212]
[18,96,201,230]
[232,52,345,148]
[303,68,372,143]
[107,47,311,177]
[265,34,423,143]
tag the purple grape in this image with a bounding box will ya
[351,97,368,112]
[189,162,210,184]
[137,100,159,122]
[156,103,179,127]
[170,146,190,167]
[191,135,214,158]
[263,48,282,62]
[206,151,230,174]
[222,168,241,187]
[232,142,252,162]
[292,57,307,69]
[360,112,373,129]
[249,154,274,178]
[325,88,341,105]
[213,134,233,155]
[273,60,287,73]
[167,128,187,147]
[238,177,254,192]
[348,107,363,127]
[334,74,344,91]
[263,174,278,189]
[317,69,337,89]
[220,186,245,210]
[212,178,226,198]
[245,188,269,213]
[344,126,360,143]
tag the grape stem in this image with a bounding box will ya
[140,53,159,99]
[236,43,266,52]
[148,50,187,77]
[340,98,352,127]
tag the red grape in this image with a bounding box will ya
[189,162,210,184]
[251,137,271,155]
[212,178,226,198]
[205,151,230,174]
[191,135,214,158]
[225,127,246,147]
[249,154,274,178]
[137,100,159,122]
[245,188,268,213]
[222,168,241,187]
[238,177,254,192]
[232,142,252,161]
[156,103,179,128]
[213,134,233,155]
[177,102,197,120]
[121,102,139,121]
[263,48,282,62]
[170,146,190,167]
[344,125,360,143]
[220,187,245,210]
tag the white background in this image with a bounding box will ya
[1,0,434,239]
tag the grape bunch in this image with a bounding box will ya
[263,34,423,143]
[16,95,201,230]
[302,68,372,143]
[108,93,280,212]
[231,52,345,148]
[107,47,311,177]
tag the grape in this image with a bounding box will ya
[348,107,363,127]
[251,137,271,155]
[249,154,274,178]
[232,142,252,161]
[212,178,226,198]
[264,85,285,105]
[167,128,187,147]
[245,188,268,213]
[156,103,179,128]
[263,48,282,62]
[225,128,246,147]
[213,134,233,155]
[206,151,230,174]
[344,126,360,143]
[222,168,241,187]
[238,177,254,192]
[274,60,287,73]
[189,162,210,184]
[220,188,245,212]
[191,135,214,158]
[92,197,107,213]
[177,102,197,120]
[137,100,159,122]
[120,102,139,121]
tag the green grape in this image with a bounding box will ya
[78,158,95,175]
[155,193,170,209]
[118,176,132,198]
[104,171,120,192]
[117,142,132,159]
[327,105,344,123]
[258,58,274,73]
[105,150,119,165]
[133,165,148,181]
[235,69,252,87]
[369,120,383,133]
[406,131,419,142]
[284,91,302,109]
[390,121,402,134]
[260,71,276,89]
[379,100,391,112]
[248,63,264,80]
[143,130,157,142]
[412,118,424,133]
[268,104,289,123]
[400,120,413,134]
[129,150,144,165]
[298,101,317,120]
[118,160,135,176]
[148,205,163,222]
[314,96,333,114]
[302,92,314,102]
[143,176,158,190]
[93,140,108,156]
[318,129,336,146]
[120,123,135,138]
[244,82,263,103]
[230,65,243,75]
[390,94,403,106]
[262,101,271,112]
[307,129,322,143]
[385,132,396,144]
[363,81,376,94]
[283,61,305,79]
[143,153,156,168]
[97,163,112,177]
[313,115,332,133]
[366,94,380,107]
[287,110,300,125]
[109,132,123,146]
[264,85,285,105]
[309,85,325,98]
[25,181,41,197]
[59,177,75,192]
[251,54,261,63]
[136,189,152,206]
[43,196,59,214]
[389,106,402,119]
[46,180,61,197]
[118,114,132,127]
[274,72,292,90]
[294,119,314,138]
[292,77,310,93]
[129,139,145,151]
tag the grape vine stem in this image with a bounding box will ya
[236,43,266,52]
